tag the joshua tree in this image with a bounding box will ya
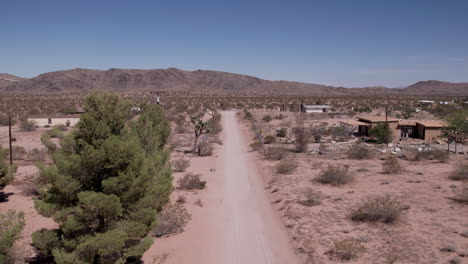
[191,116,210,154]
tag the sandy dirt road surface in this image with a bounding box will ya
[143,111,299,264]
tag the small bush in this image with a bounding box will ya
[19,119,36,132]
[53,124,67,131]
[432,149,449,163]
[315,164,354,186]
[451,183,468,204]
[198,141,213,156]
[46,128,64,139]
[28,148,46,162]
[178,173,206,190]
[449,162,468,181]
[40,134,57,153]
[262,115,272,122]
[250,141,262,151]
[277,128,287,137]
[172,159,190,172]
[294,126,310,153]
[275,159,298,174]
[263,135,276,144]
[31,229,60,255]
[153,203,190,237]
[0,210,25,263]
[347,144,374,160]
[327,238,366,261]
[244,111,253,120]
[350,195,404,223]
[264,147,287,160]
[299,188,321,206]
[382,155,404,174]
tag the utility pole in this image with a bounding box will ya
[8,116,13,165]
[385,106,389,148]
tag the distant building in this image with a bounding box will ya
[28,114,80,127]
[356,116,400,140]
[300,103,331,113]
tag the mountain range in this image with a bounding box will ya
[1,68,467,96]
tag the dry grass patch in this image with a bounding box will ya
[171,159,190,172]
[153,203,190,237]
[350,195,405,223]
[299,188,322,206]
[449,162,468,181]
[178,173,206,190]
[327,238,366,261]
[315,164,354,186]
[450,183,468,204]
[347,144,374,160]
[275,159,298,174]
[264,147,287,161]
[382,155,404,174]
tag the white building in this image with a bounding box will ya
[301,104,331,113]
[28,114,80,127]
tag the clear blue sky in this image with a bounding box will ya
[1,0,467,87]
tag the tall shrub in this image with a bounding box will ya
[32,92,172,263]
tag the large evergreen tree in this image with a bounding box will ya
[32,92,172,264]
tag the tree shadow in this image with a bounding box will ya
[0,190,14,202]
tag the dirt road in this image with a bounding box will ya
[143,111,299,264]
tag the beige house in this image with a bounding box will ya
[28,114,80,127]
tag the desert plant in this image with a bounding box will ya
[450,162,468,181]
[347,143,374,160]
[264,147,287,160]
[275,159,298,174]
[327,238,366,261]
[198,138,213,156]
[299,188,321,206]
[262,115,272,122]
[178,173,206,190]
[315,164,354,186]
[191,117,209,154]
[263,135,276,144]
[19,119,36,132]
[382,155,404,174]
[350,195,404,223]
[153,203,190,237]
[370,123,393,144]
[172,159,190,172]
[432,149,449,163]
[31,92,172,263]
[28,148,46,162]
[311,126,325,143]
[40,134,57,153]
[0,146,14,187]
[46,127,64,139]
[0,210,25,264]
[294,126,310,152]
[277,128,287,137]
[451,183,468,204]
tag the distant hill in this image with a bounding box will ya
[1,68,467,95]
[0,73,25,88]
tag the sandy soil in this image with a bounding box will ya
[142,111,300,264]
[248,138,468,262]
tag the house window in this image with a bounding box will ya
[48,118,52,125]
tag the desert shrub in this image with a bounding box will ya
[32,92,172,263]
[311,126,325,143]
[153,203,190,237]
[0,146,14,187]
[250,141,262,151]
[294,126,310,152]
[263,135,276,144]
[53,124,67,131]
[28,148,46,162]
[327,238,366,261]
[12,146,26,160]
[19,119,36,132]
[178,173,206,190]
[347,143,374,160]
[46,127,64,139]
[350,195,404,223]
[450,162,468,180]
[315,164,354,186]
[451,183,468,204]
[299,188,321,206]
[264,147,287,160]
[370,123,393,144]
[382,155,404,174]
[432,149,449,163]
[275,159,298,174]
[262,115,272,122]
[0,210,25,264]
[275,114,286,120]
[277,128,287,137]
[19,182,39,196]
[40,134,57,153]
[198,140,213,156]
[244,111,253,120]
[172,159,190,172]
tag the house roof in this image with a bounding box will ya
[28,114,81,119]
[357,116,399,123]
[303,104,331,108]
[416,120,447,128]
[340,120,369,126]
[398,120,417,126]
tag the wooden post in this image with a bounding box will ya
[385,106,389,148]
[8,116,13,165]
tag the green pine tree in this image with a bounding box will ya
[32,92,172,264]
